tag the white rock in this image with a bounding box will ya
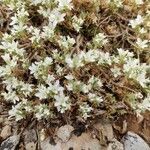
[0,135,20,150]
[41,133,102,150]
[122,131,150,150]
[41,138,62,150]
[107,138,124,150]
[94,121,114,145]
[56,125,74,142]
[0,125,11,139]
[24,129,37,150]
[61,133,102,150]
[25,142,37,150]
[24,129,37,143]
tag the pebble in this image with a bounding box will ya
[94,121,114,145]
[61,133,102,150]
[24,129,37,143]
[25,142,37,150]
[122,131,150,150]
[107,138,124,150]
[0,125,11,139]
[56,125,74,142]
[41,138,62,150]
[24,129,37,150]
[41,133,102,150]
[0,135,20,150]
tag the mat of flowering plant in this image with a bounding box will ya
[0,0,150,144]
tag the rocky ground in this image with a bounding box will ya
[0,105,150,150]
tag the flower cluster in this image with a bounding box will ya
[72,15,84,32]
[79,103,93,120]
[0,0,149,123]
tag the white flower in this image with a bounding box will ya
[65,74,74,80]
[35,104,52,120]
[0,41,25,57]
[35,84,49,100]
[137,94,150,112]
[38,7,51,18]
[31,0,43,5]
[114,0,123,7]
[3,77,33,96]
[9,103,25,121]
[135,92,143,99]
[10,14,19,26]
[46,74,55,85]
[48,9,66,27]
[65,54,84,68]
[134,0,143,5]
[1,90,19,104]
[56,65,64,75]
[29,57,53,80]
[54,92,71,113]
[88,76,103,88]
[3,77,19,91]
[29,63,38,75]
[136,38,148,49]
[81,84,91,93]
[84,49,99,62]
[73,54,85,68]
[66,80,84,92]
[2,33,13,41]
[88,93,103,104]
[57,0,73,10]
[107,0,123,7]
[52,50,64,63]
[123,58,139,73]
[111,66,121,78]
[7,1,25,10]
[41,25,55,39]
[66,82,74,91]
[20,82,33,97]
[98,52,112,65]
[17,7,29,18]
[1,53,11,63]
[28,26,41,43]
[0,66,12,77]
[117,48,134,62]
[136,72,149,87]
[72,15,84,32]
[11,23,27,35]
[24,104,32,112]
[123,58,149,87]
[112,56,120,64]
[139,28,146,34]
[93,33,108,48]
[10,6,28,35]
[43,57,53,66]
[51,80,64,94]
[129,15,144,28]
[0,54,18,77]
[58,36,75,50]
[79,103,93,120]
[65,55,74,68]
[32,0,54,5]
